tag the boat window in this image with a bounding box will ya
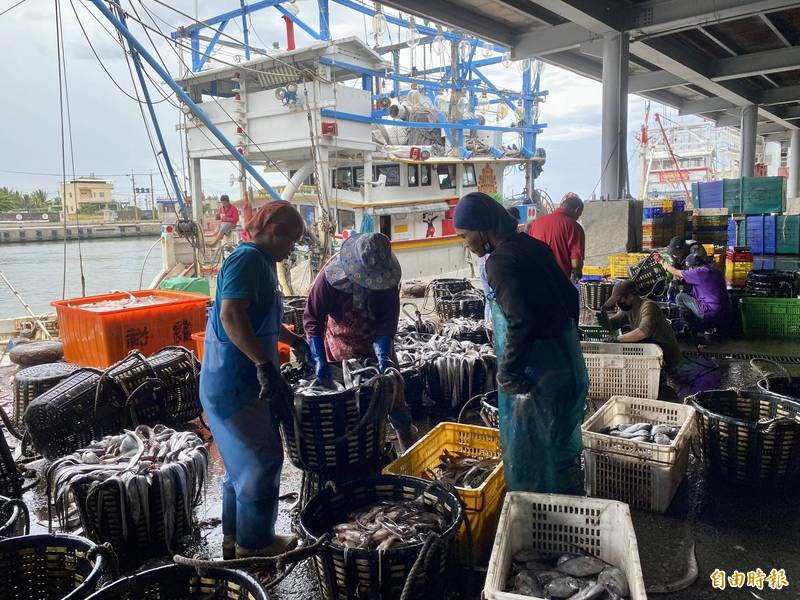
[407,164,419,187]
[337,208,356,231]
[420,164,431,186]
[334,168,354,190]
[374,164,400,186]
[289,169,315,186]
[437,165,456,190]
[379,215,392,239]
[354,167,365,186]
[462,164,477,187]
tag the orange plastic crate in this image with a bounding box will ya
[53,290,210,368]
[191,330,292,364]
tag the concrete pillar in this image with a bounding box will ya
[789,129,800,198]
[190,157,203,223]
[740,105,758,178]
[600,32,629,200]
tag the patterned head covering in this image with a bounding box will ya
[324,233,401,310]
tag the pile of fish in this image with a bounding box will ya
[329,495,446,550]
[395,333,496,411]
[507,549,630,599]
[441,318,491,342]
[422,449,500,489]
[600,422,680,445]
[46,425,208,548]
[74,293,172,312]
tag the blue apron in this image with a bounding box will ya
[491,299,588,493]
[200,270,283,549]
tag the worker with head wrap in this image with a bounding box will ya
[454,191,589,494]
[303,233,417,450]
[200,201,309,560]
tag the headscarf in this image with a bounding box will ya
[245,201,304,239]
[453,192,518,237]
[324,233,401,311]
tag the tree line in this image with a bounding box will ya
[0,188,60,212]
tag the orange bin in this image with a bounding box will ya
[191,330,292,364]
[52,290,210,368]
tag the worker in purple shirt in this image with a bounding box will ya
[659,252,732,331]
[303,233,416,450]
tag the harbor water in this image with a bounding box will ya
[0,237,163,318]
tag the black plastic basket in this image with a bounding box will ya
[0,424,22,494]
[757,378,800,403]
[11,362,80,425]
[630,254,668,299]
[744,270,796,298]
[479,391,499,429]
[299,475,464,600]
[436,293,485,321]
[85,564,268,600]
[688,389,800,486]
[280,375,390,475]
[430,278,472,304]
[0,533,110,600]
[449,329,490,345]
[579,281,615,311]
[401,366,425,416]
[23,368,127,460]
[284,296,308,335]
[0,497,29,539]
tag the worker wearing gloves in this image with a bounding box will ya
[659,252,731,332]
[454,191,589,494]
[598,279,682,374]
[200,201,308,560]
[303,232,417,450]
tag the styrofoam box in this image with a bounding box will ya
[484,492,647,600]
[581,342,663,401]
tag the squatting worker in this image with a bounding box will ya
[207,194,240,247]
[659,252,732,332]
[303,233,417,451]
[599,279,682,374]
[454,191,589,494]
[200,201,310,560]
[529,192,585,283]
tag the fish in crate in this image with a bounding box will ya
[45,424,208,562]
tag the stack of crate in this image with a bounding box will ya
[729,214,800,255]
[725,248,754,288]
[642,198,678,250]
[691,208,729,246]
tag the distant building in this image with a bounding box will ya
[59,176,114,213]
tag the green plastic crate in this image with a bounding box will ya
[691,182,698,206]
[776,215,800,255]
[741,176,785,215]
[741,297,800,338]
[723,179,742,213]
[159,276,211,296]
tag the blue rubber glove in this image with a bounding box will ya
[308,336,332,384]
[373,335,395,373]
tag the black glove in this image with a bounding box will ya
[256,361,292,422]
[497,370,531,395]
[290,337,312,367]
[602,335,618,343]
[596,309,611,329]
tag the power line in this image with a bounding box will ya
[0,0,26,18]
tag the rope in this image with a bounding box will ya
[399,533,442,600]
[173,535,329,571]
[0,498,30,536]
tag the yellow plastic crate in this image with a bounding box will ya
[383,422,505,565]
[583,265,610,277]
[609,253,650,278]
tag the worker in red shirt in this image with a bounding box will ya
[207,194,240,246]
[528,192,585,283]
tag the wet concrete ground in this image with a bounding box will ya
[2,335,799,599]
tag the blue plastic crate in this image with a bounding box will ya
[746,215,765,254]
[763,214,777,255]
[673,200,685,213]
[727,218,738,247]
[697,181,723,209]
[643,207,663,219]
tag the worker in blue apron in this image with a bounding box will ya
[200,201,309,559]
[454,192,589,494]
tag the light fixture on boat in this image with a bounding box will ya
[275,82,298,105]
[477,91,489,114]
[284,0,300,16]
[458,38,472,61]
[435,90,448,113]
[378,96,392,109]
[456,95,469,115]
[406,82,421,109]
[180,103,192,115]
[372,4,387,37]
[516,58,531,73]
[496,101,509,121]
[407,16,420,49]
[502,51,512,69]
[515,99,524,124]
[389,103,410,120]
[432,25,447,56]
[481,43,493,58]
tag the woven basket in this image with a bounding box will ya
[479,391,499,429]
[449,328,490,345]
[104,347,200,426]
[0,424,22,494]
[401,366,425,416]
[757,378,800,403]
[12,362,80,426]
[430,278,472,303]
[579,281,616,311]
[23,368,128,460]
[630,254,668,299]
[688,389,800,486]
[85,564,268,600]
[0,497,29,538]
[280,375,390,475]
[283,296,308,335]
[299,475,464,600]
[0,533,110,600]
[436,293,485,321]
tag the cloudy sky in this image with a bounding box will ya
[0,0,678,204]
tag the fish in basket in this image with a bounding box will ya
[45,424,208,561]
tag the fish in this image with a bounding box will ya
[327,496,445,550]
[603,421,680,445]
[421,449,501,489]
[598,566,630,597]
[514,571,545,596]
[557,555,608,577]
[546,575,585,598]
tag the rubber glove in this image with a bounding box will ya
[373,336,395,373]
[290,337,312,367]
[255,361,292,422]
[602,335,618,343]
[308,336,332,385]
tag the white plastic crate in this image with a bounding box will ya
[581,342,663,401]
[484,492,647,600]
[581,396,696,513]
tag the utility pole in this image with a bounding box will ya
[149,172,155,212]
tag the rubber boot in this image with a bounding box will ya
[235,533,298,558]
[222,535,236,560]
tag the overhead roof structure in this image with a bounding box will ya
[381,0,800,143]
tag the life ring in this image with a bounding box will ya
[15,214,22,221]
